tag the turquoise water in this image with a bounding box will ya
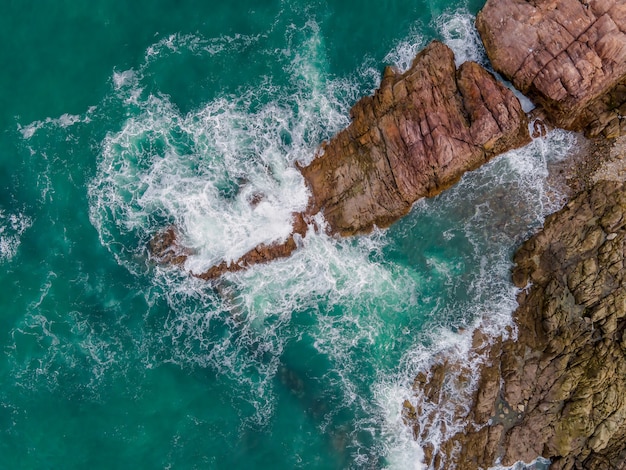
[0,1,573,468]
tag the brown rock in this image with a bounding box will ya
[409,176,626,469]
[148,226,191,266]
[477,0,626,137]
[299,41,530,236]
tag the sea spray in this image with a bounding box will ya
[437,10,487,66]
[86,18,429,462]
[0,210,31,262]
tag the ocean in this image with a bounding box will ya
[0,1,574,468]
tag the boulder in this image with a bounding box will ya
[477,0,626,137]
[299,41,530,236]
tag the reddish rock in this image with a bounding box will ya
[299,41,530,236]
[148,226,191,266]
[477,0,626,137]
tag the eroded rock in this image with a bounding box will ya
[299,41,530,236]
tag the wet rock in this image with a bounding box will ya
[148,226,191,266]
[149,212,309,280]
[477,0,626,137]
[299,41,530,236]
[410,174,626,469]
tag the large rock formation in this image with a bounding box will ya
[405,170,626,469]
[300,40,530,236]
[477,0,626,137]
[150,40,530,276]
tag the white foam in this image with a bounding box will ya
[436,10,487,66]
[89,20,363,276]
[84,20,384,427]
[91,92,312,272]
[144,32,262,64]
[112,69,136,89]
[375,382,427,470]
[384,26,425,73]
[0,210,31,262]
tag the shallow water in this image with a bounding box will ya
[1,1,573,468]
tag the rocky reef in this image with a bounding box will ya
[150,40,530,277]
[477,0,626,138]
[405,160,626,469]
[300,40,529,236]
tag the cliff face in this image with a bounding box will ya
[477,0,626,137]
[300,41,530,236]
[406,173,626,469]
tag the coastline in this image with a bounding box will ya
[404,132,626,469]
[139,0,626,465]
[403,0,626,467]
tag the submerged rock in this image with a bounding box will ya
[299,40,530,236]
[408,159,626,469]
[477,0,626,137]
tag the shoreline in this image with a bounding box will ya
[404,125,626,470]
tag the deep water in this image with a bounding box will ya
[1,1,573,468]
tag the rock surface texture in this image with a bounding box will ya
[477,0,626,137]
[406,175,626,469]
[300,40,530,236]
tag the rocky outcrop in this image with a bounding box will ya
[476,0,626,137]
[403,3,626,465]
[406,172,626,469]
[150,40,530,276]
[300,40,530,236]
[149,213,308,280]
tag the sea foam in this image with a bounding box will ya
[0,210,31,263]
